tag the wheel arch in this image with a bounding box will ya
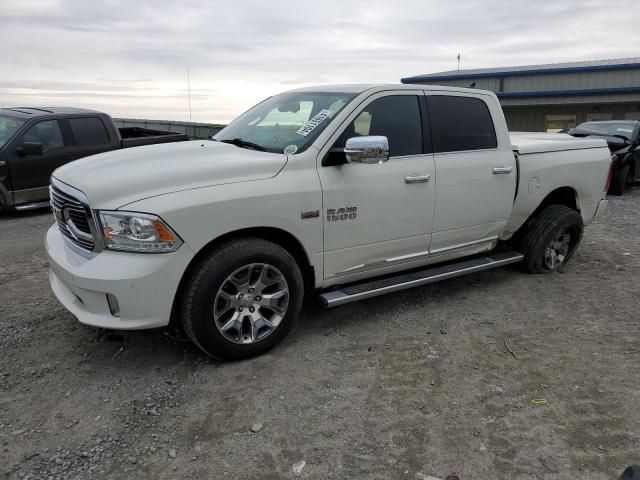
[514,186,580,238]
[168,227,316,331]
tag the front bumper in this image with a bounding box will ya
[46,224,195,330]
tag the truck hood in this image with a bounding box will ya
[53,140,287,209]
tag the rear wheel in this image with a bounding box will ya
[182,238,304,360]
[609,164,630,195]
[517,204,583,273]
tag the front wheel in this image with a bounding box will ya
[517,204,584,273]
[181,238,304,360]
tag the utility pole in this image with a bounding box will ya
[457,53,461,71]
[187,68,192,123]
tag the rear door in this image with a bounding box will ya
[427,93,516,253]
[7,118,74,193]
[67,116,116,159]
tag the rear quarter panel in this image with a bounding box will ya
[504,144,611,237]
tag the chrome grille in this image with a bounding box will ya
[50,183,96,251]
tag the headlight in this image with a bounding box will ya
[97,211,182,253]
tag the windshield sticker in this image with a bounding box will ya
[284,144,298,155]
[296,109,333,137]
[617,128,634,133]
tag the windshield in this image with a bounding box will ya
[578,122,637,140]
[214,91,357,154]
[0,115,26,149]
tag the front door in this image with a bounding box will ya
[427,93,517,253]
[317,91,436,281]
[8,119,74,196]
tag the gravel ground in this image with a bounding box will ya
[1,187,639,480]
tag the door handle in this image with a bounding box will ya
[404,174,431,184]
[492,166,513,174]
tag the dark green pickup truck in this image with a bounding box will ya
[0,107,189,210]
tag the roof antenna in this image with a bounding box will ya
[187,68,192,123]
[457,53,461,71]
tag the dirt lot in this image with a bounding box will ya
[1,188,639,480]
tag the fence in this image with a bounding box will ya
[113,118,226,140]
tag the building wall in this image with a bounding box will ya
[113,118,225,139]
[503,103,640,131]
[409,67,640,97]
[406,63,640,131]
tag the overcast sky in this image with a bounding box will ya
[1,0,639,123]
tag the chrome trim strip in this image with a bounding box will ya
[12,186,50,205]
[14,201,51,211]
[321,252,524,308]
[50,177,103,253]
[385,250,430,263]
[429,236,498,256]
[50,177,90,204]
[335,236,498,277]
[335,263,366,276]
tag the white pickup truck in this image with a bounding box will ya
[45,84,611,360]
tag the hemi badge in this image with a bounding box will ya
[301,210,320,219]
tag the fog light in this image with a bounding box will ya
[106,293,120,317]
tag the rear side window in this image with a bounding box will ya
[69,117,110,146]
[429,96,497,153]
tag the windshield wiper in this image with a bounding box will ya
[218,138,267,151]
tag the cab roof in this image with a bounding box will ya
[287,84,492,96]
[0,107,101,119]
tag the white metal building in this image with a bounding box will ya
[402,58,640,132]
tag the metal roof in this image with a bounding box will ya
[402,57,640,83]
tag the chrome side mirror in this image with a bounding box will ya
[344,136,389,164]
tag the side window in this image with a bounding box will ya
[334,95,423,157]
[429,96,497,153]
[20,120,64,153]
[69,117,110,146]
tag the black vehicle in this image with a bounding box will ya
[568,120,640,195]
[0,107,189,210]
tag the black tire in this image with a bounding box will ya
[620,465,640,480]
[517,204,584,274]
[609,164,630,196]
[182,238,304,360]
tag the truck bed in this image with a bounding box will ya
[510,132,608,154]
[119,127,189,148]
[505,132,611,237]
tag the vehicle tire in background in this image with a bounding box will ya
[181,238,304,360]
[517,204,584,274]
[609,164,630,196]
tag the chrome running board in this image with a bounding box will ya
[14,201,51,211]
[319,251,524,308]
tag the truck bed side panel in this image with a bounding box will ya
[504,141,610,237]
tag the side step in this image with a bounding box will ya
[14,201,51,211]
[319,251,524,308]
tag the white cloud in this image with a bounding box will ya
[1,0,638,122]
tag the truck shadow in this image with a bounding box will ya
[59,265,522,368]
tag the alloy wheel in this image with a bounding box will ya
[213,263,289,344]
